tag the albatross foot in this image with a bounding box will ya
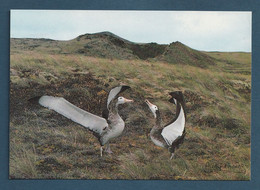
[104,144,113,154]
[105,149,113,154]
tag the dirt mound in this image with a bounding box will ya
[10,72,108,125]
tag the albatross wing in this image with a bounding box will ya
[161,106,185,146]
[39,96,108,135]
[107,85,130,108]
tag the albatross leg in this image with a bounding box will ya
[170,153,175,160]
[104,143,113,154]
[168,147,175,160]
[100,146,103,157]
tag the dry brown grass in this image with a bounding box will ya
[9,46,251,180]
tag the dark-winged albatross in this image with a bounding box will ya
[34,85,133,157]
[145,91,186,159]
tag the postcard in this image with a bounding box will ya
[9,10,251,180]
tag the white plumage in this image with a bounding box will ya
[107,86,122,108]
[39,95,108,135]
[161,106,185,146]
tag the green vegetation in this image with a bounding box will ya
[11,32,214,67]
[9,34,251,180]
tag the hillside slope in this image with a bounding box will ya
[158,42,215,67]
[11,32,215,67]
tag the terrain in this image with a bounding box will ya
[9,32,251,180]
[11,31,215,67]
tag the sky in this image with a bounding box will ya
[10,10,252,52]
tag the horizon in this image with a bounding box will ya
[10,10,252,52]
[10,31,252,53]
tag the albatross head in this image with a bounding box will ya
[145,99,159,118]
[117,96,134,105]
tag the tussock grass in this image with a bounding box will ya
[9,141,39,179]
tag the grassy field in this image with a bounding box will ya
[9,42,251,180]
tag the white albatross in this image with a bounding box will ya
[145,91,186,159]
[32,85,133,157]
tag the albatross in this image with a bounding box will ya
[145,91,186,159]
[33,85,133,157]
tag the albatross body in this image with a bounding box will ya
[35,85,133,156]
[145,91,186,159]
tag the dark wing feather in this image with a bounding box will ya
[168,129,186,153]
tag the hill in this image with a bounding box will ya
[11,32,215,67]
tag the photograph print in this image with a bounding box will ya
[9,10,251,180]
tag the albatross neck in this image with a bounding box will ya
[155,110,162,128]
[108,100,119,114]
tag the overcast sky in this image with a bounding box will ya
[10,10,251,52]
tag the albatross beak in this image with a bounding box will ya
[145,99,153,107]
[124,97,134,103]
[145,99,157,118]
